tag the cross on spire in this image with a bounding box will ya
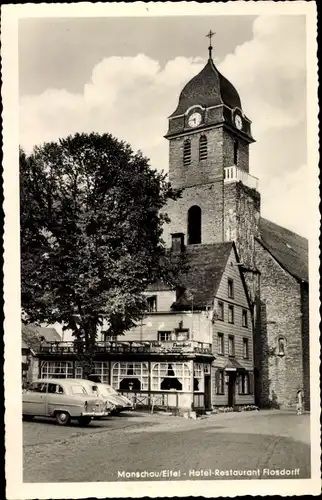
[206,29,215,59]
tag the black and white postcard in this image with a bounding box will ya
[2,1,320,498]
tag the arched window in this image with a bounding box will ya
[234,139,238,165]
[199,135,207,161]
[183,139,191,166]
[277,336,286,356]
[188,206,202,244]
[111,362,149,390]
[152,362,191,391]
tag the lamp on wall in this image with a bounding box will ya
[225,373,230,384]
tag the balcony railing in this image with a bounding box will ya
[38,340,213,356]
[224,166,259,190]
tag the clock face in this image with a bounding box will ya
[234,114,243,130]
[188,112,202,128]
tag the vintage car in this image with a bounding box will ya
[22,378,108,426]
[72,379,133,413]
[97,383,134,412]
[69,379,122,414]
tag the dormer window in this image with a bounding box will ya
[199,135,207,161]
[183,139,191,166]
[146,295,157,312]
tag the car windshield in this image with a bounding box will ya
[71,385,86,395]
[101,385,117,395]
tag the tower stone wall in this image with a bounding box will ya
[254,240,306,409]
[168,127,224,189]
[223,182,260,269]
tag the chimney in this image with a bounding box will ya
[171,233,185,253]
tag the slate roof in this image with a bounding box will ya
[22,324,61,352]
[169,58,242,118]
[171,242,234,310]
[257,217,308,282]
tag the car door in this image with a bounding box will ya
[23,382,47,416]
[46,382,66,416]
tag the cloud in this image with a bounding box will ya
[261,164,308,238]
[20,54,204,171]
[19,16,308,237]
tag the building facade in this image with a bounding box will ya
[35,242,255,411]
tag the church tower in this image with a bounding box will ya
[163,33,261,270]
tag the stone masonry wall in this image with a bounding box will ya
[223,182,260,270]
[301,282,310,410]
[161,181,224,247]
[168,127,224,189]
[254,240,303,409]
[223,130,249,173]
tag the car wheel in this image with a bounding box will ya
[77,416,92,426]
[55,411,71,426]
[22,414,34,421]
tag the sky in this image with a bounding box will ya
[19,14,308,237]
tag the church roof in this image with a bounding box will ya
[22,324,61,351]
[172,242,234,309]
[169,58,242,118]
[257,217,308,282]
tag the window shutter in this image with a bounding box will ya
[199,135,207,160]
[249,372,254,394]
[183,140,191,166]
[238,374,242,395]
[215,370,220,395]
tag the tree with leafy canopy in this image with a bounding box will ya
[20,132,183,377]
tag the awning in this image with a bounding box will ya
[224,358,246,372]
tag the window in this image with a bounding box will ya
[75,364,83,379]
[199,135,208,161]
[228,279,234,298]
[234,139,238,165]
[277,337,286,356]
[74,361,110,384]
[217,301,224,321]
[183,139,191,166]
[91,362,110,383]
[71,385,86,395]
[204,364,211,374]
[243,338,249,359]
[174,329,189,341]
[152,362,191,392]
[228,305,234,324]
[242,309,248,327]
[158,331,172,342]
[29,382,47,393]
[40,361,73,379]
[228,335,235,357]
[217,333,224,355]
[193,363,205,392]
[239,373,250,395]
[188,206,202,244]
[146,295,157,312]
[112,362,149,391]
[47,383,64,394]
[215,370,224,395]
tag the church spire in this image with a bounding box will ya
[206,29,215,60]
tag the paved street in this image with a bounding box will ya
[23,410,311,482]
